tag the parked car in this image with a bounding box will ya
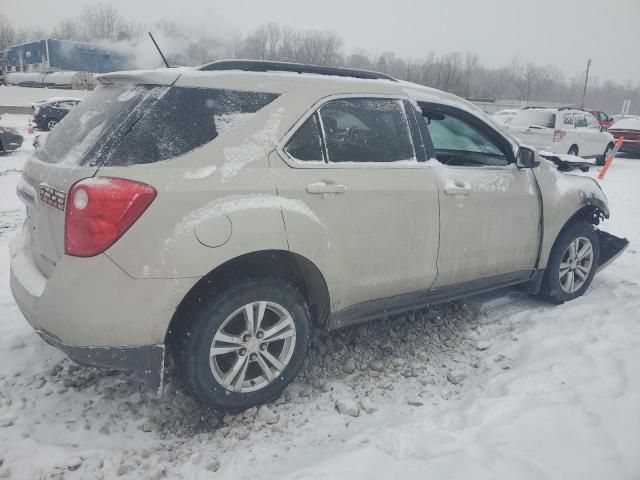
[32,97,82,131]
[508,108,615,165]
[10,61,628,411]
[609,116,640,154]
[0,122,23,153]
[491,108,519,126]
[585,109,614,129]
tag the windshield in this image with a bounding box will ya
[510,111,556,128]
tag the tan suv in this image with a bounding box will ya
[10,60,628,411]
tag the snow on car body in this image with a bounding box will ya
[9,60,628,410]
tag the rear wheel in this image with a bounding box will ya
[174,278,311,411]
[46,120,58,130]
[540,220,600,303]
[568,145,579,156]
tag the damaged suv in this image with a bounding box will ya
[10,60,628,411]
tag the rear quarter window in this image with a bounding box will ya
[103,87,279,166]
[511,111,556,129]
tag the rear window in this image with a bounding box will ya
[510,111,556,129]
[37,84,279,166]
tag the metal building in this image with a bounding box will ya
[0,39,131,74]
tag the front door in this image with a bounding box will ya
[273,96,440,312]
[418,103,541,288]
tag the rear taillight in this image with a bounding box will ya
[65,177,156,257]
[553,129,566,142]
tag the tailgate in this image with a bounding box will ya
[508,125,554,149]
[17,160,98,278]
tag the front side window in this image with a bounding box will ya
[284,114,323,161]
[424,112,509,167]
[318,98,415,163]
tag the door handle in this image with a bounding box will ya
[444,183,472,196]
[306,182,347,194]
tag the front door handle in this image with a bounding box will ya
[306,182,347,194]
[444,183,472,196]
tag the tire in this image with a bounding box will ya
[174,278,311,411]
[540,220,600,303]
[568,145,579,156]
[46,120,58,130]
[597,143,614,166]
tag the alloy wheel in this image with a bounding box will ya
[559,236,594,293]
[209,301,297,393]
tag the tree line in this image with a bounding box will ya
[0,5,637,113]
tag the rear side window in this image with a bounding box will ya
[284,114,324,161]
[104,88,279,166]
[36,85,279,166]
[511,111,556,128]
[318,98,415,163]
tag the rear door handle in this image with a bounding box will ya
[306,182,347,194]
[444,183,472,196]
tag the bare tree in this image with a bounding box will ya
[0,14,16,51]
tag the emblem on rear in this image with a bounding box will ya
[39,185,66,211]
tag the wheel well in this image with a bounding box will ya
[165,250,330,346]
[569,144,579,154]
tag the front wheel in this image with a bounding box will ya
[174,278,311,411]
[597,143,614,166]
[46,119,58,130]
[540,220,600,303]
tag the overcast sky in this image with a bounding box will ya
[4,0,640,84]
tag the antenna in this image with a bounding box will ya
[148,32,170,69]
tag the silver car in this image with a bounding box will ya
[10,60,628,411]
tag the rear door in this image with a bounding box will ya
[274,96,440,312]
[419,102,540,288]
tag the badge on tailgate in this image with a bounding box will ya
[39,185,66,211]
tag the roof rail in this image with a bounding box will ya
[198,59,396,82]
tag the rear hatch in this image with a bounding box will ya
[18,77,178,278]
[609,118,640,149]
[508,110,556,148]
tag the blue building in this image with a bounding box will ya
[0,39,131,74]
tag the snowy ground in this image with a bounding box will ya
[0,114,639,479]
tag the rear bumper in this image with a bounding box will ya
[37,329,165,391]
[9,226,197,352]
[620,138,640,152]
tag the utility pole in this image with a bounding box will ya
[580,58,592,109]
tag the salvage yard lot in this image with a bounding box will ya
[0,114,639,480]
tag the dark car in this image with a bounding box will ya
[33,97,82,131]
[0,125,23,153]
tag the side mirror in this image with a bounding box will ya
[516,146,540,168]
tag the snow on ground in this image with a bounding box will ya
[0,86,88,108]
[0,115,639,479]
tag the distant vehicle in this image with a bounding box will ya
[611,114,639,123]
[491,109,519,126]
[0,123,23,153]
[508,108,615,165]
[585,109,614,129]
[609,116,640,154]
[32,97,82,131]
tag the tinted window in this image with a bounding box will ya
[575,114,589,128]
[511,111,556,128]
[104,87,279,166]
[318,98,415,163]
[37,84,159,165]
[425,112,509,166]
[284,114,324,161]
[563,113,575,126]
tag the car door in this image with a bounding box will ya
[417,102,541,288]
[273,96,440,313]
[585,113,607,155]
[574,112,596,156]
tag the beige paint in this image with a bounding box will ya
[9,69,610,348]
